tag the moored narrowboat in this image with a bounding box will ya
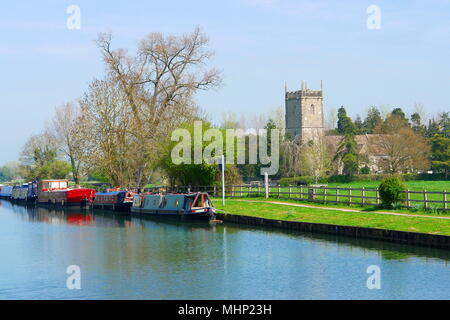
[37,179,96,207]
[11,184,29,202]
[1,185,9,199]
[93,190,134,212]
[0,185,13,199]
[27,181,38,203]
[131,192,216,220]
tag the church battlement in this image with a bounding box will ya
[285,90,322,99]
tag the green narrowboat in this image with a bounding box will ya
[131,192,216,220]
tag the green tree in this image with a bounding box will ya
[379,176,406,208]
[334,134,359,176]
[390,108,409,127]
[354,115,365,134]
[337,106,356,135]
[411,112,425,136]
[363,106,383,133]
[159,122,218,186]
[431,135,450,178]
[437,112,450,138]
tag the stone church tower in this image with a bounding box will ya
[285,81,324,143]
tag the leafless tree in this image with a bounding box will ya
[300,136,332,183]
[371,115,431,173]
[51,102,84,184]
[88,28,221,187]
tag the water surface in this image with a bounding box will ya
[0,200,449,299]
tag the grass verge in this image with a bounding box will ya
[213,198,450,236]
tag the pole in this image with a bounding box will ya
[221,155,225,206]
[264,172,269,199]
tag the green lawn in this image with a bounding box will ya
[214,199,450,236]
[227,180,450,210]
[326,180,450,191]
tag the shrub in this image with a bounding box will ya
[279,176,320,186]
[360,165,370,174]
[378,176,406,208]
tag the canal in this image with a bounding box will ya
[0,199,449,299]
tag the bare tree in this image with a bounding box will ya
[371,115,431,173]
[279,140,303,177]
[79,79,141,187]
[51,102,84,184]
[300,136,332,183]
[89,28,221,187]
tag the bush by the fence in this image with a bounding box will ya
[279,176,326,186]
[379,176,406,208]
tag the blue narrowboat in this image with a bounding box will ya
[93,191,134,212]
[27,181,38,203]
[11,184,29,201]
[0,185,13,199]
[131,192,216,220]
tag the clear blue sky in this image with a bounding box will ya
[1,0,449,165]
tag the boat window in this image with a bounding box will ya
[192,196,203,208]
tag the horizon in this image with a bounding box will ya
[1,0,450,165]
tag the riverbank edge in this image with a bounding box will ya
[215,211,450,250]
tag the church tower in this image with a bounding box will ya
[285,81,324,143]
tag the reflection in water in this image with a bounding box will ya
[1,200,450,300]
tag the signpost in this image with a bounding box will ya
[264,172,269,199]
[218,155,225,206]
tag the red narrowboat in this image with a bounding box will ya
[37,179,96,207]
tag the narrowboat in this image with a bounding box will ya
[27,181,38,203]
[93,190,134,212]
[131,192,216,220]
[37,179,96,207]
[11,184,29,201]
[0,185,13,199]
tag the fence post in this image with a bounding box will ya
[444,191,447,210]
[264,173,269,199]
[300,186,303,200]
[289,185,292,199]
[376,189,380,205]
[336,187,339,203]
[348,187,352,205]
[424,190,428,209]
[240,185,243,197]
[214,185,217,197]
[406,190,410,208]
[278,185,281,198]
[323,186,327,204]
[362,187,365,206]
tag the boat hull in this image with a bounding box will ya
[130,207,213,220]
[37,188,95,207]
[93,202,132,212]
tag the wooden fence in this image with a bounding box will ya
[147,185,449,211]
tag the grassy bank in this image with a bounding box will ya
[213,199,450,236]
[235,180,450,209]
